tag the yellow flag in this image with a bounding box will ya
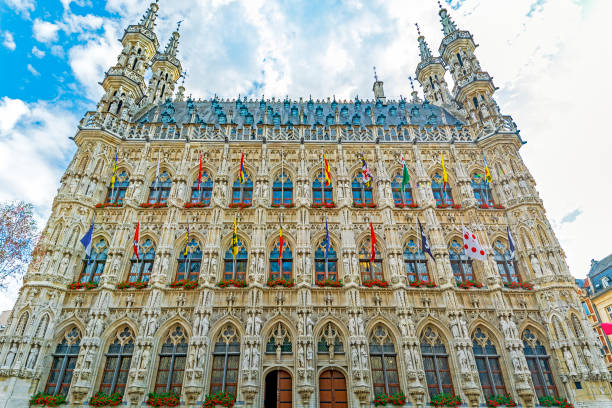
[441,153,448,183]
[184,224,189,256]
[231,217,239,258]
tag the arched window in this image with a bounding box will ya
[176,239,202,281]
[148,171,172,204]
[105,171,129,205]
[100,327,134,395]
[471,173,494,207]
[421,327,453,399]
[359,242,383,282]
[352,176,373,207]
[79,238,108,284]
[269,240,293,281]
[265,323,292,354]
[404,239,429,282]
[522,329,557,398]
[317,322,344,358]
[315,238,338,283]
[472,328,506,398]
[449,240,474,283]
[391,172,414,208]
[210,325,240,395]
[312,172,333,206]
[154,326,188,394]
[272,172,293,207]
[190,171,213,206]
[431,173,453,206]
[129,239,155,282]
[493,241,520,283]
[369,325,400,395]
[231,173,253,205]
[44,327,81,397]
[223,238,247,281]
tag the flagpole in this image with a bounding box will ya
[321,149,325,204]
[281,148,284,207]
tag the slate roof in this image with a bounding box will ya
[587,253,612,295]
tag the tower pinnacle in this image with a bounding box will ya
[416,24,433,62]
[372,66,386,104]
[438,1,458,36]
[140,1,160,31]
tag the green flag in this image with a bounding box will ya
[401,153,410,189]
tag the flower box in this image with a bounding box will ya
[146,391,180,407]
[267,277,295,288]
[169,279,199,290]
[431,393,462,407]
[116,280,148,290]
[95,203,122,208]
[456,279,483,289]
[436,203,451,209]
[312,202,336,208]
[203,391,236,408]
[479,203,490,209]
[504,281,533,290]
[373,391,406,406]
[89,392,122,407]
[486,395,517,407]
[315,279,344,287]
[363,279,390,288]
[451,204,461,209]
[493,204,505,209]
[539,396,574,408]
[271,202,295,208]
[216,279,247,288]
[353,203,377,208]
[139,202,168,209]
[185,202,208,208]
[409,279,437,288]
[30,392,66,406]
[68,281,98,290]
[228,202,251,208]
[395,202,419,209]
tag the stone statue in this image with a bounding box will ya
[251,347,259,369]
[349,317,356,336]
[4,344,17,368]
[399,320,409,337]
[563,348,576,373]
[530,255,543,277]
[510,349,522,373]
[26,347,39,369]
[246,315,253,336]
[297,344,305,368]
[355,315,364,336]
[306,346,313,369]
[457,348,470,372]
[360,345,368,369]
[140,347,151,371]
[305,315,314,336]
[351,347,359,368]
[242,348,251,369]
[254,315,262,335]
[403,348,414,371]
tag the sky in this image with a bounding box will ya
[0,0,610,309]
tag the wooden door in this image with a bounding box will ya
[277,369,292,408]
[319,369,348,408]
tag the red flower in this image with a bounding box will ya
[216,279,247,288]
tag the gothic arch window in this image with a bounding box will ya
[317,323,344,358]
[231,172,253,206]
[493,241,520,283]
[359,242,383,282]
[176,239,202,281]
[79,238,108,284]
[129,239,155,282]
[190,170,213,206]
[391,172,414,208]
[44,327,81,397]
[352,174,374,207]
[431,173,453,206]
[272,171,293,207]
[100,327,135,395]
[312,171,333,206]
[369,325,400,395]
[223,238,247,281]
[148,171,172,205]
[420,327,453,399]
[522,329,557,398]
[315,238,338,283]
[472,328,507,398]
[404,239,429,283]
[265,323,292,354]
[269,240,293,281]
[210,325,240,395]
[471,173,494,207]
[104,171,129,206]
[154,326,188,394]
[15,312,29,336]
[449,240,474,284]
[36,315,50,338]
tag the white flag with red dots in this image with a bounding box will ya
[462,225,487,260]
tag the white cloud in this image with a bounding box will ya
[31,45,45,58]
[4,0,35,18]
[2,31,16,50]
[50,44,64,58]
[26,63,39,76]
[33,19,60,43]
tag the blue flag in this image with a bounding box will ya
[324,216,330,260]
[507,226,516,259]
[418,219,435,262]
[80,220,94,264]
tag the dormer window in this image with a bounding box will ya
[352,114,360,126]
[316,106,323,117]
[307,99,314,110]
[375,99,382,109]
[291,106,298,117]
[376,114,385,126]
[389,106,397,117]
[341,106,348,118]
[355,99,361,110]
[326,114,334,126]
[273,112,280,127]
[218,112,227,125]
[260,99,266,110]
[603,277,610,288]
[245,113,254,125]
[283,99,290,110]
[365,106,372,116]
[331,100,337,110]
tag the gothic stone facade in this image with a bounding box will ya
[1,2,611,408]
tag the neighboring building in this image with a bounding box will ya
[0,2,611,408]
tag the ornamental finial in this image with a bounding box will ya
[415,23,421,36]
[177,20,183,32]
[408,76,415,92]
[373,66,378,82]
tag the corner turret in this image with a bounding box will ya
[147,21,183,105]
[414,24,452,106]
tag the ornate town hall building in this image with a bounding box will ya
[1,3,611,408]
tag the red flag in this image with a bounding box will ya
[322,153,331,186]
[133,221,140,260]
[278,226,283,272]
[197,153,202,189]
[602,323,612,336]
[369,222,376,262]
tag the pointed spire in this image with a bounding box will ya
[408,76,421,104]
[140,1,159,31]
[372,66,386,104]
[163,25,181,57]
[438,1,458,36]
[416,24,433,62]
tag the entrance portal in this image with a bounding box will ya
[264,369,292,408]
[319,369,348,407]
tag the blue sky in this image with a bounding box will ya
[0,0,611,309]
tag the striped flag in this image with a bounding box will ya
[197,153,202,190]
[80,219,95,264]
[418,219,435,262]
[184,223,190,256]
[401,153,409,190]
[361,158,373,188]
[483,152,492,184]
[369,222,377,262]
[322,152,332,186]
[110,149,118,189]
[231,217,239,258]
[507,226,516,259]
[238,153,246,184]
[278,226,284,271]
[133,221,140,260]
[441,152,448,191]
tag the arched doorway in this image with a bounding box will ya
[264,369,292,408]
[319,368,348,407]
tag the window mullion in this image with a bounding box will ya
[110,352,121,394]
[222,344,229,391]
[167,351,176,393]
[54,354,69,395]
[433,355,443,395]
